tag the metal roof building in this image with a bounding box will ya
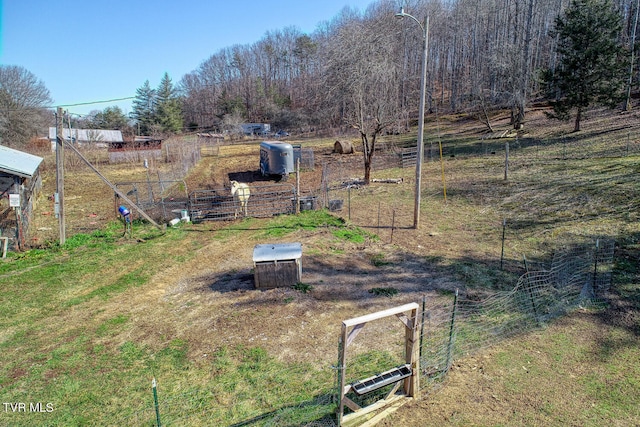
[48,127,123,150]
[0,145,44,252]
[0,144,43,194]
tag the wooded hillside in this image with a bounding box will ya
[178,0,640,134]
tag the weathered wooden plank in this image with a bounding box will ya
[343,303,419,327]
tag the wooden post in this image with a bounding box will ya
[337,303,420,426]
[404,304,420,398]
[504,139,510,181]
[0,236,8,258]
[337,326,347,426]
[12,177,24,250]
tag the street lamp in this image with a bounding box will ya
[396,7,429,229]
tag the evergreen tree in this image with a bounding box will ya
[542,0,628,132]
[131,80,156,135]
[155,73,183,133]
[91,106,128,130]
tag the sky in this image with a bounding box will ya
[0,0,375,117]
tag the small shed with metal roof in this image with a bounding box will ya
[48,127,124,150]
[252,242,303,289]
[0,144,44,252]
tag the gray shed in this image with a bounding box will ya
[253,243,302,289]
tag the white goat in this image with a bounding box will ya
[230,180,251,218]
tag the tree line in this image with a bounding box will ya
[1,0,636,152]
[177,0,636,135]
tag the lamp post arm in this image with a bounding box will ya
[395,8,426,36]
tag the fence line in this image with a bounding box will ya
[116,237,611,426]
[425,131,640,162]
[419,238,613,389]
[114,180,189,223]
[189,183,297,222]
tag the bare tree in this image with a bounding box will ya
[177,0,640,137]
[322,9,401,183]
[0,65,52,148]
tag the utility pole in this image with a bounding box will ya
[55,107,66,245]
[396,8,429,229]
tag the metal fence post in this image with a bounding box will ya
[348,186,351,221]
[500,218,506,270]
[593,239,600,298]
[523,255,539,324]
[419,295,427,361]
[152,378,161,427]
[445,289,458,372]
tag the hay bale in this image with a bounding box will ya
[334,140,354,154]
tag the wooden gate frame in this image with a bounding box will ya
[337,303,420,426]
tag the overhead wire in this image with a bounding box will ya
[48,96,136,109]
[1,96,136,113]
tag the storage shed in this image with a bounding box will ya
[253,243,302,289]
[0,145,43,251]
[48,127,123,151]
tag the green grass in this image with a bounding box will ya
[2,116,640,426]
[255,210,345,239]
[369,253,391,267]
[0,217,344,426]
[368,287,399,297]
[96,314,129,337]
[292,282,314,293]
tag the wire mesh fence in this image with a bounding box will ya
[40,128,628,425]
[116,237,612,426]
[188,183,297,222]
[114,180,189,223]
[420,237,614,388]
[418,129,640,164]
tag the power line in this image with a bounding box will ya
[1,96,137,113]
[52,96,135,108]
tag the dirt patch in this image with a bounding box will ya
[378,309,640,426]
[24,108,640,425]
[112,229,460,367]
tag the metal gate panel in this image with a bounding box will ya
[189,183,296,222]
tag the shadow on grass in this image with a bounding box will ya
[229,393,336,427]
[594,231,640,337]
